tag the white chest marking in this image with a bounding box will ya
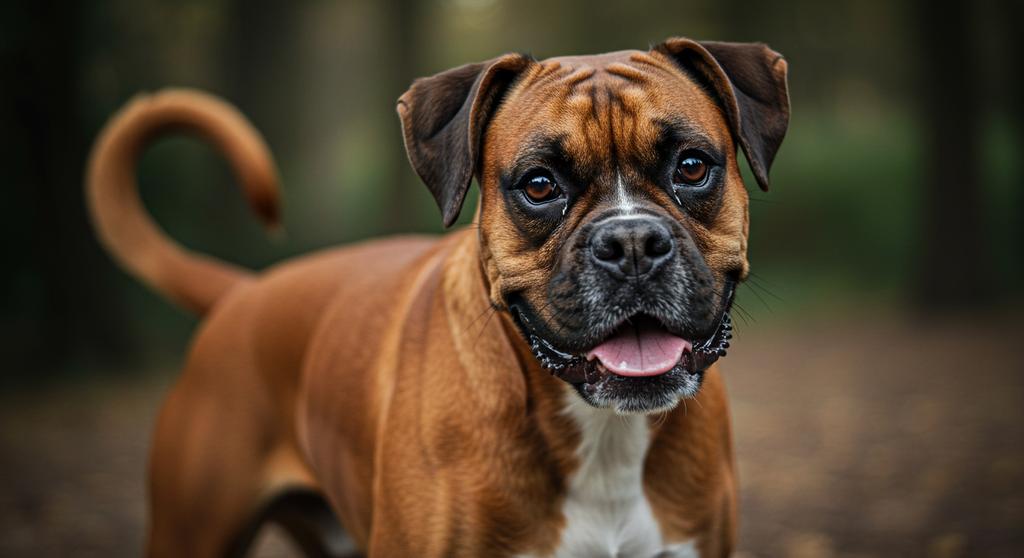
[525,395,698,558]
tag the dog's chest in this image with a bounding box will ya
[521,397,698,558]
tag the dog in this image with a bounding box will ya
[87,37,789,558]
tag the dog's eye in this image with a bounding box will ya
[673,153,709,186]
[522,171,562,204]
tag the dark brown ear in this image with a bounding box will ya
[397,54,533,226]
[653,39,790,191]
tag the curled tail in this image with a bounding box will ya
[86,89,281,316]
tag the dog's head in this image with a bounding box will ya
[398,38,789,414]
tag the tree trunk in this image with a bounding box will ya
[1000,0,1024,287]
[0,0,129,375]
[378,0,420,232]
[914,0,990,309]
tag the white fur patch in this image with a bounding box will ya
[520,393,699,558]
[614,171,636,214]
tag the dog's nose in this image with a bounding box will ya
[590,216,674,278]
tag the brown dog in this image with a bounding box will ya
[87,37,789,558]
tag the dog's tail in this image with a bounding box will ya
[86,89,281,316]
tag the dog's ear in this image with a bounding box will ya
[397,54,533,227]
[654,39,790,191]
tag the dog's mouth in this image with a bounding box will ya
[586,314,705,376]
[508,281,735,388]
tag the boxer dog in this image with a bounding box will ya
[87,37,789,558]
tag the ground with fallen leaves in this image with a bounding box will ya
[1,312,1021,557]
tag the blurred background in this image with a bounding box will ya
[1,0,1022,556]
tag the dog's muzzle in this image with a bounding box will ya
[509,280,735,386]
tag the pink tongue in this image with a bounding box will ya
[587,319,691,377]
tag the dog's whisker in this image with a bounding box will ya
[746,276,785,303]
[690,395,705,411]
[731,302,755,326]
[472,307,499,345]
[741,282,773,313]
[461,303,500,336]
[748,271,783,291]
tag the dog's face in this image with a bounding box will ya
[399,39,789,414]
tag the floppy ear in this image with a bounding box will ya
[653,39,790,191]
[397,54,533,227]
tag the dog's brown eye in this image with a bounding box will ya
[523,172,561,203]
[674,155,709,186]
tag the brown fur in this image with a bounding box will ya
[86,39,789,557]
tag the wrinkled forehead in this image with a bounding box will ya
[485,50,732,172]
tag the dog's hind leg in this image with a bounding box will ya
[146,384,355,557]
[144,340,341,558]
[144,370,279,558]
[226,487,361,558]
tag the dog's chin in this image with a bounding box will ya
[572,364,705,415]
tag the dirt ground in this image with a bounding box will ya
[1,312,1022,557]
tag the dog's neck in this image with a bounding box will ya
[439,228,571,411]
[439,227,653,456]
